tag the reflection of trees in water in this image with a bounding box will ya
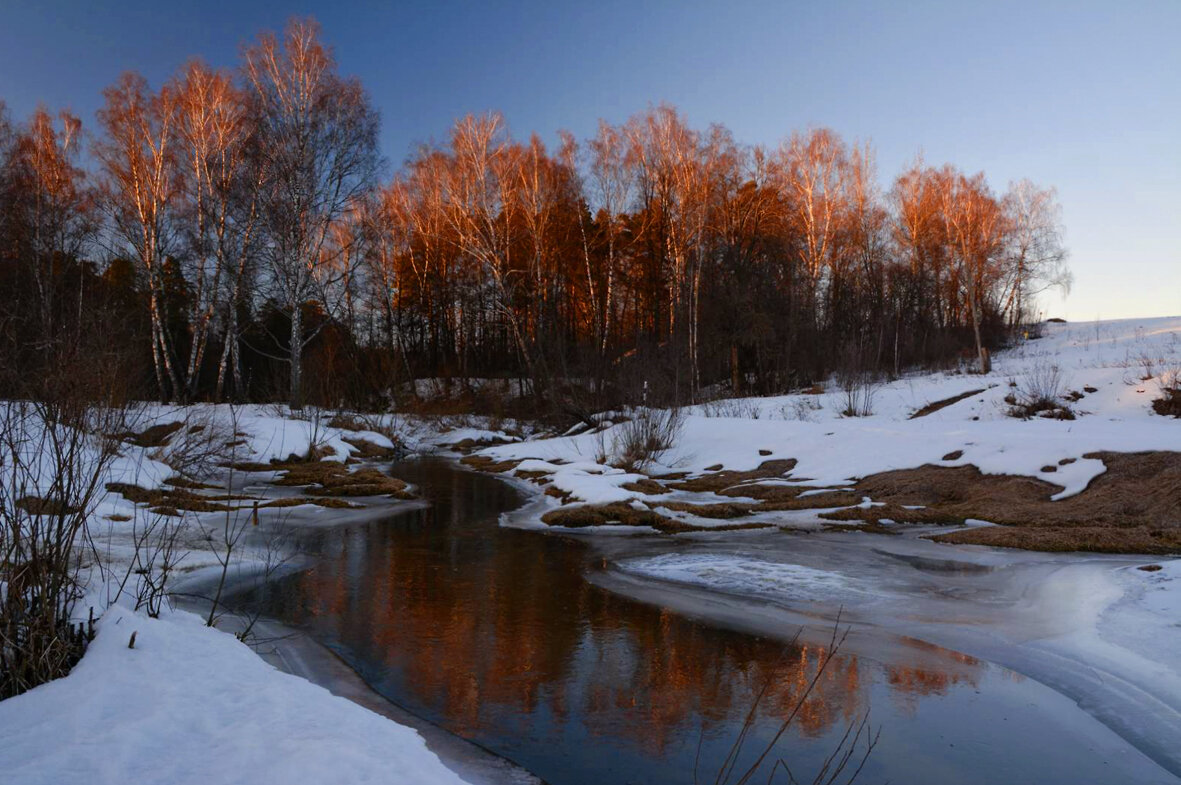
[886,642,983,717]
[262,474,985,759]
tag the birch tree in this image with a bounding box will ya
[585,121,633,360]
[96,73,183,400]
[1001,179,1071,327]
[172,60,261,400]
[243,18,379,408]
[5,107,95,343]
[939,170,1008,373]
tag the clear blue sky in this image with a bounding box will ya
[1,0,1177,321]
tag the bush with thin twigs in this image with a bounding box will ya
[1153,367,1181,418]
[109,512,187,619]
[147,411,239,480]
[596,407,683,471]
[779,396,823,422]
[0,398,130,698]
[1007,361,1074,420]
[837,369,878,418]
[700,398,762,419]
[1137,352,1164,382]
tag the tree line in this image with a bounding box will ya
[0,18,1070,414]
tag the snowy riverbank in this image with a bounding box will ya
[476,317,1181,522]
[0,405,524,785]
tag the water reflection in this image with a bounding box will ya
[232,459,1011,784]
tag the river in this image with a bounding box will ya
[226,457,1178,785]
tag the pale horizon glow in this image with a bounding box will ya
[0,0,1177,322]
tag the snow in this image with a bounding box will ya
[478,316,1181,507]
[0,604,470,785]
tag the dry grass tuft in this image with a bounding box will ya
[540,502,771,534]
[114,421,184,448]
[273,462,412,498]
[16,496,79,516]
[340,436,398,459]
[460,454,523,473]
[668,459,797,493]
[620,478,670,495]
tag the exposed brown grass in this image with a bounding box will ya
[667,459,797,493]
[164,476,219,490]
[846,451,1181,553]
[261,496,362,509]
[1154,387,1181,418]
[478,440,1180,553]
[340,436,398,460]
[114,421,184,448]
[273,462,412,498]
[104,482,252,513]
[934,525,1181,554]
[540,502,771,533]
[823,521,901,535]
[460,454,523,473]
[819,504,965,526]
[654,500,755,519]
[541,502,669,529]
[620,478,670,495]
[16,496,79,516]
[909,389,986,419]
[513,469,551,481]
[449,436,515,454]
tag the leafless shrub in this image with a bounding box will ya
[110,512,187,619]
[602,407,684,471]
[149,410,238,480]
[701,398,762,419]
[1137,352,1163,382]
[1008,362,1074,420]
[1153,366,1181,418]
[195,465,256,629]
[837,370,878,418]
[0,398,128,698]
[779,397,823,422]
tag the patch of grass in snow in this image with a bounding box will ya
[1152,368,1181,418]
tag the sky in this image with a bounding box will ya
[0,0,1177,321]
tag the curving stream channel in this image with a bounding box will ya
[227,457,1178,785]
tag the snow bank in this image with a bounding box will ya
[0,605,470,785]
